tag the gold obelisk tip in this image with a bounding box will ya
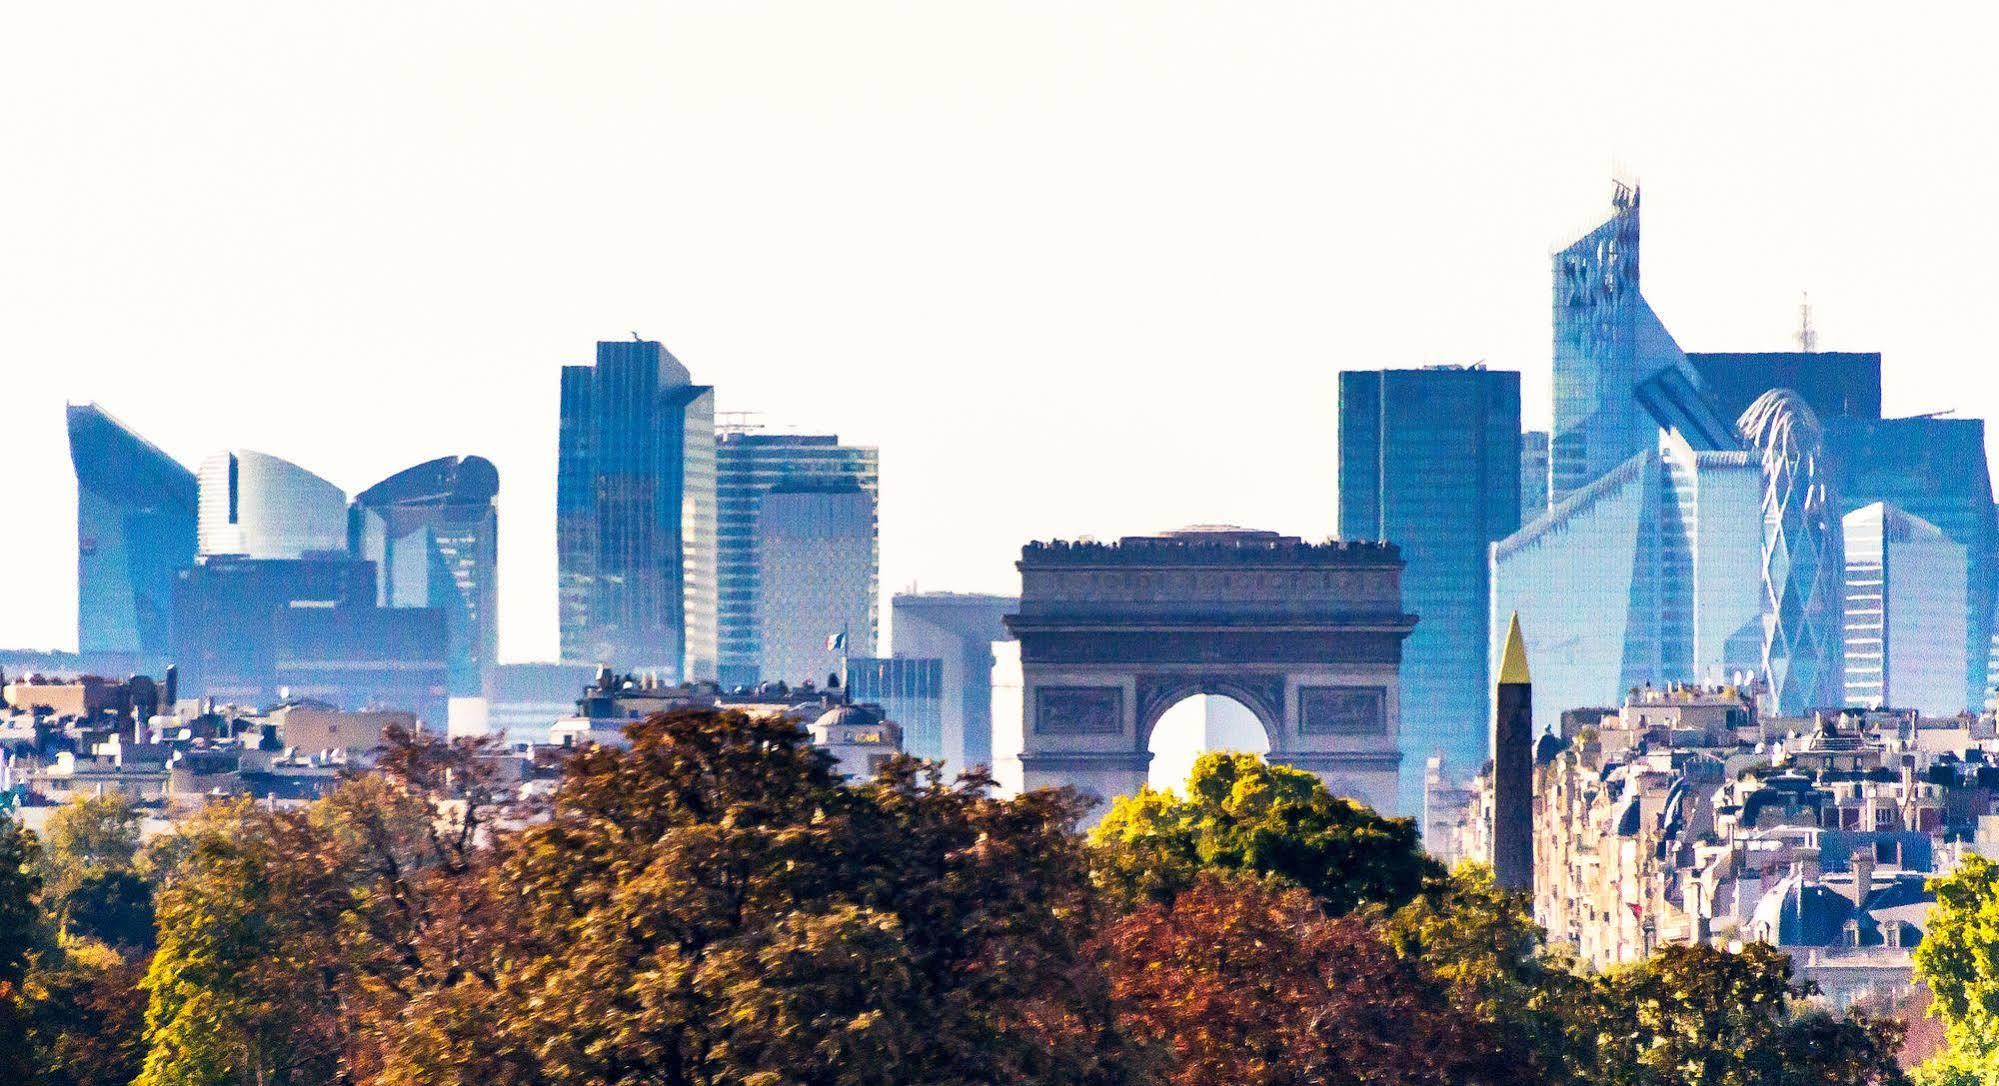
[1499,612,1531,685]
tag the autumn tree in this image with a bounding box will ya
[0,815,41,1083]
[365,708,1136,1086]
[1090,751,1439,915]
[1105,869,1478,1086]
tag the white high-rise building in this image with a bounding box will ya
[1843,502,1967,715]
[196,450,347,559]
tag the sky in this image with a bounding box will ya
[5,3,1999,664]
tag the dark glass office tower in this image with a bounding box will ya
[1687,351,1882,424]
[1825,415,1996,712]
[1339,366,1521,814]
[715,429,879,688]
[67,404,197,659]
[557,340,717,681]
[351,456,500,697]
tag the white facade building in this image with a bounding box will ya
[1843,502,1967,714]
[197,450,348,559]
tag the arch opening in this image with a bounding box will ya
[1147,693,1271,792]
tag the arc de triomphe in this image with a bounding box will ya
[1005,527,1415,818]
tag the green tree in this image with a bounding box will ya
[1090,751,1439,915]
[0,814,40,986]
[1594,943,1904,1086]
[0,815,42,1083]
[1383,864,1595,1086]
[1915,853,1999,1084]
[38,794,153,948]
[136,802,349,1086]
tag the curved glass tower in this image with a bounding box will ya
[197,450,349,559]
[351,456,500,697]
[66,404,197,658]
[1739,390,1845,713]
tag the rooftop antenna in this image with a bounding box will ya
[1796,294,1817,353]
[631,331,644,342]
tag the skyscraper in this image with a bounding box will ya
[1687,351,1883,425]
[715,429,879,687]
[755,482,876,685]
[197,450,348,559]
[351,456,500,697]
[556,340,717,681]
[1550,184,1726,502]
[890,592,1014,773]
[1740,391,1845,714]
[1825,415,1996,711]
[66,404,197,659]
[1520,430,1550,525]
[1339,366,1520,810]
[1842,502,1967,715]
[1491,433,1764,733]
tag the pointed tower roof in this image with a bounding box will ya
[1499,612,1531,685]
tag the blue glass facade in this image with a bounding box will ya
[1550,184,1711,502]
[66,404,197,659]
[1825,415,1995,711]
[1687,352,1883,425]
[1339,366,1520,811]
[845,656,944,759]
[351,456,500,697]
[715,430,879,688]
[557,340,717,681]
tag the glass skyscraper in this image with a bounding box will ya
[1825,415,1996,712]
[715,429,879,688]
[1550,184,1721,502]
[1339,366,1520,811]
[351,456,500,697]
[756,482,877,686]
[1687,351,1882,425]
[1520,430,1550,525]
[1740,390,1845,714]
[889,592,1014,773]
[66,404,197,659]
[557,340,717,682]
[197,450,349,559]
[845,656,944,759]
[1842,502,1967,715]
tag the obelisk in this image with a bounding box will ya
[1491,612,1534,893]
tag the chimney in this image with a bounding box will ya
[1851,848,1875,908]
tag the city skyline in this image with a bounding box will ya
[11,6,1999,665]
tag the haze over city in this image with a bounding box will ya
[7,3,1999,663]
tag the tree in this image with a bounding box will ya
[1915,853,1999,1084]
[38,794,153,948]
[1594,943,1904,1086]
[365,709,1137,1086]
[0,814,40,986]
[1105,869,1479,1086]
[136,802,349,1086]
[27,941,150,1086]
[0,816,41,1083]
[1383,864,1595,1086]
[1090,752,1439,915]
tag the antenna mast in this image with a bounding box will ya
[1796,293,1817,353]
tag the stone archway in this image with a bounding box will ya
[1005,527,1415,821]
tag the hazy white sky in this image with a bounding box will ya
[5,3,1997,662]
